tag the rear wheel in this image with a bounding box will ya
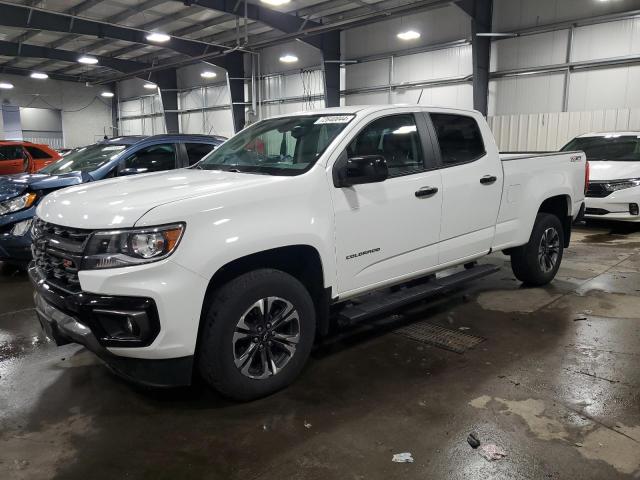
[198,269,316,401]
[510,213,564,286]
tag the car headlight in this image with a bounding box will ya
[604,178,640,192]
[82,223,185,270]
[0,193,37,215]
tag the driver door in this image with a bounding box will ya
[329,112,443,297]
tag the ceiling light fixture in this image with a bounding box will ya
[101,91,115,98]
[30,72,48,79]
[0,81,14,89]
[397,30,421,41]
[200,70,217,79]
[143,82,157,90]
[260,0,291,5]
[146,32,171,43]
[279,54,298,63]
[78,55,99,65]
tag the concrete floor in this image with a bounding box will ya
[1,224,640,479]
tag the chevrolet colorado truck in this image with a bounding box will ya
[29,106,587,400]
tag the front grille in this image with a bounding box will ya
[31,218,93,293]
[586,182,611,198]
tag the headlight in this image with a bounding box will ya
[82,223,185,270]
[0,193,37,215]
[604,178,640,192]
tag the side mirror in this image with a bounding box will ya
[333,154,388,188]
[119,167,148,176]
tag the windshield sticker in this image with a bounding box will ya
[102,146,126,151]
[314,115,354,125]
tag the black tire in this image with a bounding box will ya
[198,268,316,401]
[510,213,564,286]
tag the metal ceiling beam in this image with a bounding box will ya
[0,39,149,73]
[0,2,223,59]
[177,0,324,49]
[0,64,100,82]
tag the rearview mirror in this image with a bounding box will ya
[333,154,388,188]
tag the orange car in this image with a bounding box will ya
[0,141,61,175]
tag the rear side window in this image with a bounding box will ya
[430,114,485,166]
[0,146,24,161]
[123,143,177,173]
[185,143,217,166]
[25,146,52,159]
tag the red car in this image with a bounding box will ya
[0,141,61,175]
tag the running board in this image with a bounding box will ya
[338,264,499,325]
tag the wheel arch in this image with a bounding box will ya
[198,245,331,347]
[538,194,572,247]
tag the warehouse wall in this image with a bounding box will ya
[342,5,473,109]
[0,74,112,148]
[489,0,640,150]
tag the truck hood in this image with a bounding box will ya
[0,172,87,202]
[589,161,640,181]
[36,168,284,229]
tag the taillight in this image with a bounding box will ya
[584,160,590,195]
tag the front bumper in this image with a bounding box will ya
[0,207,36,262]
[585,186,640,222]
[30,264,194,387]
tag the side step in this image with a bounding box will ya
[338,264,499,325]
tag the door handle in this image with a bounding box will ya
[415,186,439,198]
[480,175,497,185]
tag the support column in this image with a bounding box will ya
[225,51,246,133]
[319,31,341,108]
[154,69,179,134]
[109,82,119,138]
[470,0,492,116]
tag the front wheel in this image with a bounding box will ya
[510,213,564,286]
[198,269,316,401]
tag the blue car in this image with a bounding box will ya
[0,134,225,265]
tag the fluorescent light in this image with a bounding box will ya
[143,82,157,89]
[261,0,290,5]
[279,54,298,63]
[0,81,14,89]
[78,55,98,65]
[101,91,115,98]
[200,70,217,79]
[30,72,48,79]
[397,30,421,41]
[146,32,170,43]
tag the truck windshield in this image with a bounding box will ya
[196,114,354,175]
[39,144,127,174]
[561,135,640,162]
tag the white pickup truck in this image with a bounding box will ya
[30,106,587,400]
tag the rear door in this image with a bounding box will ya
[25,145,57,171]
[428,113,503,264]
[182,142,218,167]
[0,145,27,175]
[330,112,443,296]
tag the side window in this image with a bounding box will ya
[430,113,486,166]
[347,114,425,177]
[122,143,177,173]
[185,143,217,166]
[0,146,24,161]
[25,146,51,159]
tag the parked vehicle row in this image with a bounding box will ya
[27,105,587,400]
[0,134,225,264]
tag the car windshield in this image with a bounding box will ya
[196,114,354,175]
[561,135,640,162]
[39,143,128,174]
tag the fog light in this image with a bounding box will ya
[125,318,141,337]
[11,219,33,236]
[630,203,639,216]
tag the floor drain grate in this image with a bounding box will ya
[394,321,485,354]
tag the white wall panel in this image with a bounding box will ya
[343,5,470,58]
[393,45,472,83]
[490,30,569,71]
[571,17,640,62]
[489,108,640,151]
[345,59,390,90]
[488,73,565,115]
[567,65,640,111]
[493,0,640,31]
[393,84,473,109]
[344,91,390,106]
